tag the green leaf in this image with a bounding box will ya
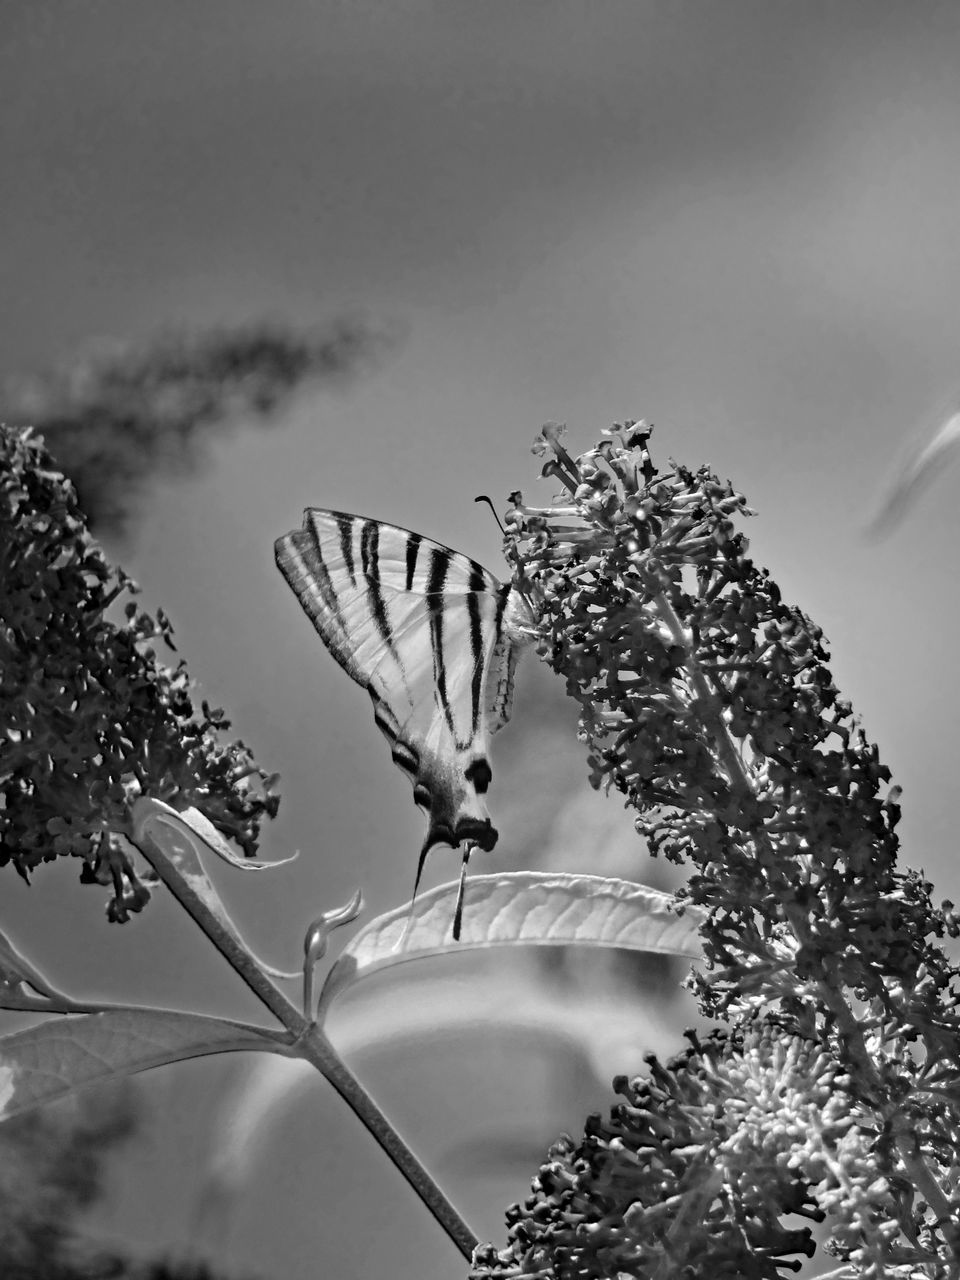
[131,797,298,979]
[0,1009,289,1122]
[317,872,703,1018]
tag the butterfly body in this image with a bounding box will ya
[275,510,535,862]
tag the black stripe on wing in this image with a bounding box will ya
[335,513,357,587]
[426,545,454,735]
[467,561,487,740]
[360,519,405,672]
[424,550,506,752]
[405,533,422,592]
[274,523,351,645]
[371,697,421,779]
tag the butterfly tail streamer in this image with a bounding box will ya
[452,843,474,941]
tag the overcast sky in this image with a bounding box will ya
[4,4,960,1277]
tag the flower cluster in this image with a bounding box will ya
[472,1020,907,1278]
[481,422,960,1276]
[0,425,279,920]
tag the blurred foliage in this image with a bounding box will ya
[0,320,394,537]
[0,1085,256,1280]
[0,1084,136,1277]
[0,425,279,918]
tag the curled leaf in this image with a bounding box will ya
[172,805,298,871]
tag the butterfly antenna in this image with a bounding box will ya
[412,837,432,901]
[452,844,473,941]
[474,494,506,536]
[476,493,537,604]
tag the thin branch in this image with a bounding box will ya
[135,825,479,1261]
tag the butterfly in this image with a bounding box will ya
[275,509,536,924]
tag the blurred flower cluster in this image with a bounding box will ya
[0,426,279,920]
[476,423,960,1276]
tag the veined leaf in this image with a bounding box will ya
[318,872,703,1017]
[0,1009,288,1122]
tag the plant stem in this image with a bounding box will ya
[136,823,480,1261]
[297,1021,480,1260]
[893,1123,954,1224]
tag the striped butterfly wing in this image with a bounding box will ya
[275,510,528,867]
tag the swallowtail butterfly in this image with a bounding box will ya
[275,510,536,899]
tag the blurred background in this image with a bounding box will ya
[3,2,960,1276]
